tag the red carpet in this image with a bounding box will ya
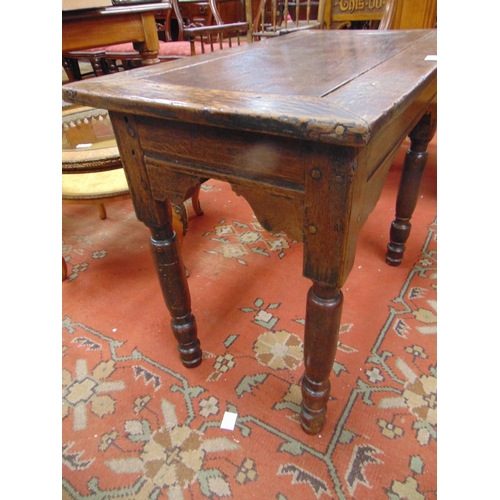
[63,136,436,499]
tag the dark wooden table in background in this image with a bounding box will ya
[62,29,437,435]
[62,2,172,65]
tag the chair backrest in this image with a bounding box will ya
[378,0,398,30]
[244,0,326,39]
[172,0,252,53]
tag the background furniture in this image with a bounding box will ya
[325,0,436,30]
[325,0,386,29]
[103,0,327,69]
[102,0,251,69]
[62,29,437,434]
[62,2,172,80]
[63,107,128,222]
[62,106,129,280]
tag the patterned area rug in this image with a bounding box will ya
[62,137,437,499]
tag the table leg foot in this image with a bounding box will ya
[300,376,331,435]
[172,313,202,368]
[150,222,202,369]
[300,284,343,435]
[386,111,436,266]
[386,221,410,266]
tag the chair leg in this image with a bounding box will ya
[172,203,187,249]
[191,185,204,216]
[62,57,82,82]
[62,256,68,281]
[105,59,120,73]
[97,203,107,220]
[89,55,108,77]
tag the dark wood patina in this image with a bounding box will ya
[62,29,437,435]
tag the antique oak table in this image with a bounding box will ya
[62,29,437,435]
[62,2,172,65]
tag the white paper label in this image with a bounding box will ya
[220,411,238,430]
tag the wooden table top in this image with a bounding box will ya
[62,29,437,147]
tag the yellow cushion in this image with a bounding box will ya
[62,169,129,201]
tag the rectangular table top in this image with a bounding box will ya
[62,29,437,147]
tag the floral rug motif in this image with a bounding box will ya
[63,139,437,499]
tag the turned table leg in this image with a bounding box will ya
[107,112,201,367]
[149,201,202,368]
[386,110,437,266]
[135,12,161,65]
[300,283,343,435]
